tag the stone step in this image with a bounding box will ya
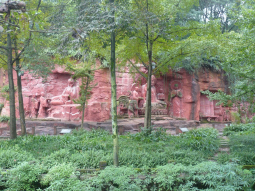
[220,144,229,148]
[218,147,230,152]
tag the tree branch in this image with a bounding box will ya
[128,59,147,79]
[136,53,148,69]
[153,49,206,74]
[0,45,8,50]
[0,56,7,64]
[11,0,41,65]
[0,19,19,27]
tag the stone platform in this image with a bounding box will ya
[0,117,230,137]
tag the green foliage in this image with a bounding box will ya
[0,85,11,101]
[217,153,232,164]
[153,162,252,190]
[0,148,36,169]
[4,162,46,191]
[82,162,253,190]
[176,128,220,153]
[0,103,4,113]
[201,90,233,107]
[223,123,255,136]
[87,166,144,191]
[41,163,78,187]
[229,133,255,165]
[130,127,169,142]
[0,116,10,123]
[0,128,254,190]
[231,111,242,124]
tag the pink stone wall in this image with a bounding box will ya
[0,66,229,122]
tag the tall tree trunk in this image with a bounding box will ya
[81,76,89,129]
[144,41,153,133]
[14,35,26,136]
[110,0,119,166]
[144,0,152,132]
[7,15,17,139]
[81,103,85,129]
[16,60,26,136]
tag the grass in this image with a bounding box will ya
[0,128,219,168]
[0,128,254,190]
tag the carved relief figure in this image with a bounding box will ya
[142,75,166,109]
[38,92,50,118]
[170,81,182,118]
[128,83,142,118]
[30,94,39,118]
[50,78,78,105]
[142,75,158,103]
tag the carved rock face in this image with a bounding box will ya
[0,66,229,122]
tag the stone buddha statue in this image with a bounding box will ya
[50,78,78,105]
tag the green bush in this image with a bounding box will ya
[87,166,144,191]
[153,162,252,190]
[130,127,170,142]
[223,123,255,136]
[176,128,219,153]
[0,129,254,190]
[229,134,255,165]
[0,103,4,114]
[2,162,253,191]
[78,162,253,190]
[41,163,79,191]
[4,162,46,191]
[0,116,10,123]
[0,148,36,169]
[42,149,72,168]
[0,85,10,101]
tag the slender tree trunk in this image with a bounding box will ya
[110,0,119,166]
[7,15,17,139]
[144,0,152,132]
[81,76,90,129]
[81,104,85,129]
[15,34,26,135]
[144,41,153,133]
[16,61,26,136]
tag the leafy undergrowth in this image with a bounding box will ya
[223,123,255,136]
[221,123,255,165]
[0,128,254,190]
[0,128,219,168]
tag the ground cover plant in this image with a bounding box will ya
[222,123,255,166]
[0,128,254,190]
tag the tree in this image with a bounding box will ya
[40,0,122,165]
[0,0,57,138]
[117,0,222,130]
[66,61,95,130]
[0,1,27,139]
[203,0,255,115]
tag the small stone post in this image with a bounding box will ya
[99,161,107,170]
[32,126,35,135]
[54,126,57,135]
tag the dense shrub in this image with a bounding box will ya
[4,162,46,191]
[130,127,170,142]
[0,103,4,114]
[0,116,10,123]
[0,148,36,169]
[176,128,220,153]
[223,123,255,136]
[229,134,255,165]
[79,162,253,190]
[41,163,78,188]
[0,128,254,190]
